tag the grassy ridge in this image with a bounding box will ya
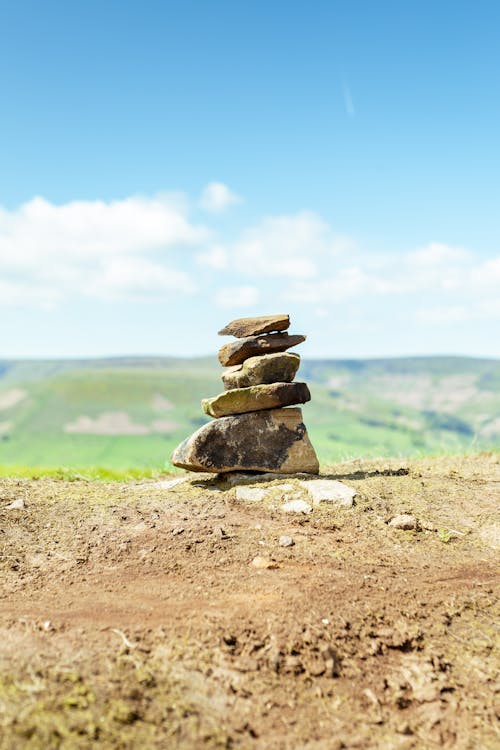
[0,355,498,474]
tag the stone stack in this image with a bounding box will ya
[171,314,319,474]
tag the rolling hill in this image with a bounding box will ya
[0,355,498,472]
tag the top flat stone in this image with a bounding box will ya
[218,332,306,367]
[218,314,290,338]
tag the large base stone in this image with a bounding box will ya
[222,352,300,390]
[171,407,319,474]
[202,382,310,418]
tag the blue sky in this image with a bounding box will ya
[1,0,499,359]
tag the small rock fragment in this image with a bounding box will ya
[389,514,418,530]
[254,472,308,480]
[156,477,190,489]
[250,556,280,569]
[235,486,267,502]
[478,523,499,549]
[420,520,436,532]
[323,647,341,678]
[273,483,295,492]
[279,535,294,547]
[300,479,356,507]
[6,498,25,510]
[281,499,313,514]
[222,472,260,487]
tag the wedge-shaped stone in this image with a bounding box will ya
[218,314,290,338]
[171,407,319,474]
[202,382,310,418]
[218,332,305,367]
[222,352,300,390]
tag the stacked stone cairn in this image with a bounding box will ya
[172,314,319,474]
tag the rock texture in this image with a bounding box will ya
[235,486,267,502]
[222,352,300,390]
[218,314,290,338]
[171,408,319,474]
[218,333,306,367]
[281,498,313,514]
[202,382,311,418]
[299,479,357,507]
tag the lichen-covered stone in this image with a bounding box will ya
[171,407,319,474]
[218,314,290,338]
[218,333,306,367]
[222,352,300,390]
[202,382,311,418]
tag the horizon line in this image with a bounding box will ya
[1,353,499,363]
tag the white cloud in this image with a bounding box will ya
[219,211,347,279]
[416,305,470,323]
[197,245,229,270]
[0,195,207,267]
[0,194,206,306]
[87,257,196,299]
[215,285,260,309]
[287,265,404,304]
[199,182,242,213]
[408,242,471,266]
[0,279,60,308]
[470,256,500,288]
[417,298,500,324]
[1,189,498,345]
[285,241,500,311]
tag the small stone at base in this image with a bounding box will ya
[281,499,313,514]
[6,498,25,510]
[300,479,356,507]
[235,486,267,502]
[250,556,280,569]
[388,514,418,530]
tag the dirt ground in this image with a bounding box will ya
[1,454,499,749]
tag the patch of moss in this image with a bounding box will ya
[0,465,170,481]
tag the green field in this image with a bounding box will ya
[0,355,498,475]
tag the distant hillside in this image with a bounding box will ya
[0,356,498,471]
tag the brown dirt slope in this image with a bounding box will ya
[0,454,499,749]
